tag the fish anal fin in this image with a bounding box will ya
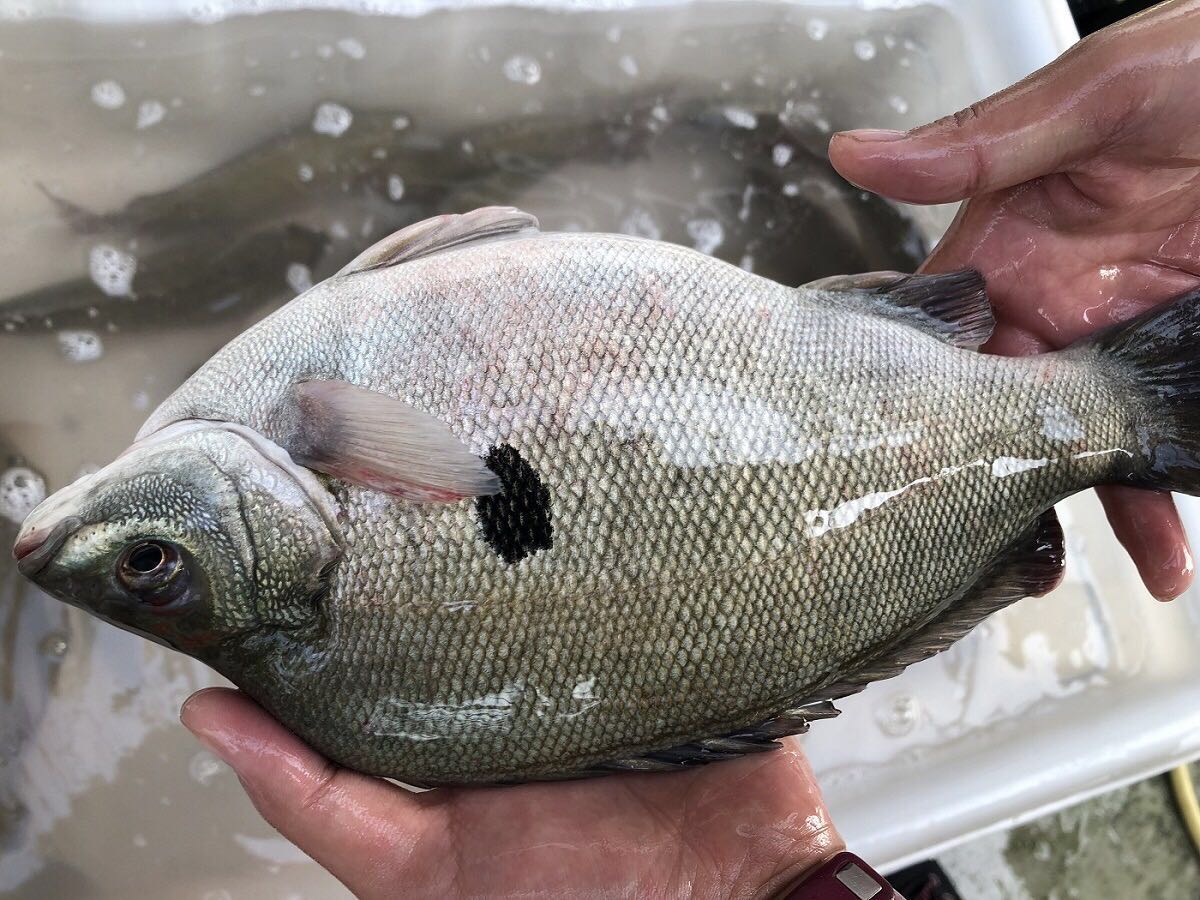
[286,379,500,503]
[338,206,539,275]
[585,699,841,775]
[809,268,994,349]
[800,508,1066,706]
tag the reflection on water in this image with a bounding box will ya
[0,2,965,895]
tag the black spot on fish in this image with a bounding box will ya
[476,444,552,564]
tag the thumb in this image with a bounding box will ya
[827,33,1136,204]
[181,687,438,898]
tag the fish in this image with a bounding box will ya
[0,225,329,333]
[21,205,1188,787]
[1,103,660,333]
[2,100,923,333]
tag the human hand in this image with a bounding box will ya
[828,0,1200,600]
[181,687,842,899]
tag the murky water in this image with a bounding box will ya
[0,2,1151,896]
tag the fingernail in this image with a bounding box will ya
[180,690,237,764]
[1151,543,1194,602]
[835,129,907,143]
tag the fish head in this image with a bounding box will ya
[12,422,342,657]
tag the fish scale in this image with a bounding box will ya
[17,208,1200,785]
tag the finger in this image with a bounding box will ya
[827,33,1148,204]
[1096,486,1195,600]
[979,322,1052,357]
[181,688,435,896]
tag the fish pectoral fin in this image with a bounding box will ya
[337,206,540,275]
[808,268,994,349]
[286,379,501,502]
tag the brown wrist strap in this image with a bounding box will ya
[776,851,904,900]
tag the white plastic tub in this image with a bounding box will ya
[6,1,1186,896]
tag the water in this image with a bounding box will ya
[0,2,987,895]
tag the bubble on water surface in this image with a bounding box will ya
[722,106,757,129]
[619,207,661,240]
[286,263,313,294]
[73,462,101,480]
[297,163,313,182]
[135,100,165,129]
[889,95,909,115]
[189,751,223,786]
[387,174,406,201]
[502,54,541,85]
[391,114,411,131]
[875,692,920,736]
[806,18,829,41]
[772,143,794,167]
[57,329,104,363]
[312,102,353,137]
[88,244,137,297]
[854,39,877,61]
[618,54,638,77]
[39,631,70,658]
[186,3,224,24]
[90,80,125,110]
[337,37,366,59]
[686,218,724,255]
[0,467,46,525]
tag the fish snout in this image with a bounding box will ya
[13,515,83,578]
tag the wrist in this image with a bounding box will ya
[770,851,901,900]
[751,830,845,900]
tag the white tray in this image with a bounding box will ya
[8,0,1181,894]
[786,0,1200,871]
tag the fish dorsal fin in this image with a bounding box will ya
[285,380,500,503]
[338,206,540,275]
[808,269,994,349]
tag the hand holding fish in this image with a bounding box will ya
[181,687,842,899]
[830,0,1200,600]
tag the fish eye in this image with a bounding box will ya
[117,540,188,606]
[126,542,167,574]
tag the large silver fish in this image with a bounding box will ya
[12,208,1199,785]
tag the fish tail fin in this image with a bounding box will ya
[1082,285,1200,493]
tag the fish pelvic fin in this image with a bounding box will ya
[1075,285,1200,494]
[284,379,501,503]
[337,206,540,275]
[807,268,994,349]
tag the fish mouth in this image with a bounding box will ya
[13,516,83,578]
